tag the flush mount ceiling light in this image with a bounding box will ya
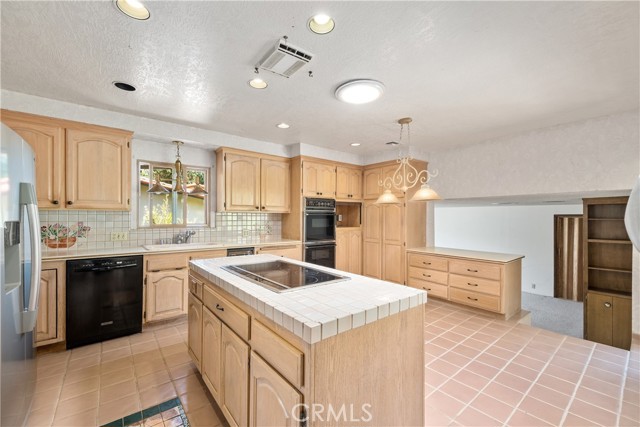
[248,78,268,89]
[308,14,335,34]
[115,0,150,20]
[335,80,384,104]
[113,81,136,91]
[350,143,361,147]
[375,117,442,204]
[276,123,290,129]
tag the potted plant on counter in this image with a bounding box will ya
[41,223,91,249]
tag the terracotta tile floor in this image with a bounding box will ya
[26,320,225,427]
[425,299,640,426]
[27,300,640,427]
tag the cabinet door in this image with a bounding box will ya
[225,153,261,211]
[383,203,405,284]
[65,128,130,210]
[202,307,222,401]
[249,352,302,427]
[349,229,362,274]
[612,296,631,350]
[145,269,188,322]
[335,229,349,272]
[302,161,321,197]
[349,168,363,200]
[585,292,613,346]
[221,324,249,427]
[363,202,382,278]
[318,164,336,197]
[363,167,383,199]
[2,116,65,208]
[35,269,58,344]
[336,167,351,199]
[261,158,290,212]
[187,293,203,370]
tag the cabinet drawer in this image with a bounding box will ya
[258,245,301,260]
[450,288,500,312]
[188,275,203,300]
[407,253,448,272]
[408,266,448,285]
[203,285,250,341]
[449,260,501,281]
[251,320,304,388]
[407,278,448,300]
[146,254,188,272]
[449,274,501,296]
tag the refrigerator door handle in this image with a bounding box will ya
[20,183,41,333]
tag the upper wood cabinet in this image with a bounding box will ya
[363,162,407,199]
[302,160,336,198]
[336,166,362,200]
[216,148,290,213]
[1,110,132,210]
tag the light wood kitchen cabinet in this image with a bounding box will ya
[585,291,631,350]
[336,166,362,200]
[187,292,203,370]
[257,244,302,260]
[363,163,406,199]
[221,323,249,427]
[249,351,303,427]
[362,202,382,279]
[336,228,362,274]
[1,110,132,210]
[302,160,336,198]
[144,253,189,323]
[217,148,290,212]
[35,261,65,346]
[202,306,223,401]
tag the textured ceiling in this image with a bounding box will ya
[1,1,638,155]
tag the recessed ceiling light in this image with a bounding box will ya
[249,78,268,89]
[113,81,136,91]
[350,143,361,147]
[115,0,150,20]
[276,123,290,129]
[308,14,335,35]
[335,80,385,104]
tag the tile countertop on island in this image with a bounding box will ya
[407,246,524,263]
[41,238,302,260]
[189,254,426,344]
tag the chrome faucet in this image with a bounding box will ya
[174,230,196,244]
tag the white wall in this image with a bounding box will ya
[435,204,583,297]
[429,110,639,200]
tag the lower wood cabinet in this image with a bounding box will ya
[187,292,203,370]
[221,324,249,427]
[256,244,302,261]
[585,291,631,350]
[249,351,303,427]
[336,228,362,274]
[35,261,65,346]
[145,269,188,322]
[201,307,223,401]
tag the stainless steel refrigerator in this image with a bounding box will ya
[0,123,41,426]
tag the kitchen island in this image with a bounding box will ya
[188,254,426,427]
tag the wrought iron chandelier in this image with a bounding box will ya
[375,117,442,204]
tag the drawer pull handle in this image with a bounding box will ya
[423,287,431,291]
[467,283,478,287]
[604,302,612,308]
[423,274,431,278]
[216,304,225,312]
[467,296,479,301]
[52,200,59,205]
[423,262,431,265]
[467,269,478,273]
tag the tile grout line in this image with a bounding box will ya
[555,337,597,426]
[614,347,631,427]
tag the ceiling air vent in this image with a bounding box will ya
[257,38,313,78]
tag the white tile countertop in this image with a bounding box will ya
[407,246,524,263]
[42,238,302,260]
[189,254,427,345]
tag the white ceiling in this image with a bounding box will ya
[1,1,638,156]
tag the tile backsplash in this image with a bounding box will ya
[39,210,282,251]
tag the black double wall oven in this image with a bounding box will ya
[304,198,336,268]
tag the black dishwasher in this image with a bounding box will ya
[66,256,143,349]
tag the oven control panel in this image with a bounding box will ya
[305,198,336,210]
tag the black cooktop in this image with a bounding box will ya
[221,260,348,293]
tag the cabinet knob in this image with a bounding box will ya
[67,201,73,205]
[255,206,259,210]
[261,206,265,210]
[604,302,612,308]
[52,200,59,205]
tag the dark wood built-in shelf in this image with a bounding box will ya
[587,239,632,244]
[588,266,632,274]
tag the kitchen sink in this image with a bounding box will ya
[143,243,224,251]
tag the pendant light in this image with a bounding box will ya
[189,175,208,196]
[375,117,442,204]
[173,141,187,193]
[147,171,169,194]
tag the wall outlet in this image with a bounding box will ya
[111,232,128,241]
[531,283,536,289]
[242,229,250,238]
